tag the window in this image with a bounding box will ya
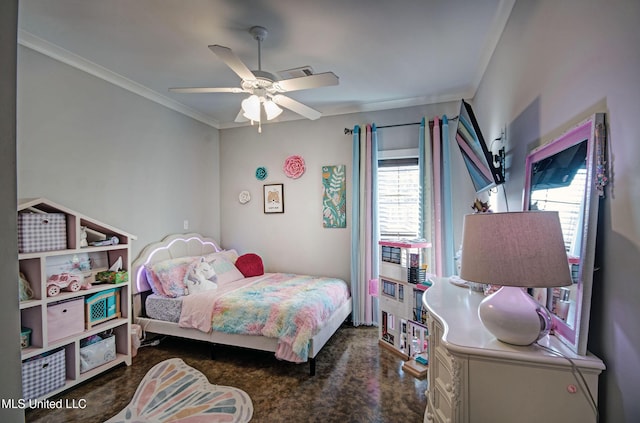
[529,168,587,255]
[377,158,420,240]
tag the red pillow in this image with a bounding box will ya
[235,253,264,277]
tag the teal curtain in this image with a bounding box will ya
[419,118,436,274]
[370,125,379,325]
[441,116,455,277]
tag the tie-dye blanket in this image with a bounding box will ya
[209,273,350,362]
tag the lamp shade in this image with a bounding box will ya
[263,100,283,120]
[460,211,572,288]
[241,95,261,122]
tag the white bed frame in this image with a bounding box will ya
[131,233,352,375]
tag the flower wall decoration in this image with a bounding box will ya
[238,190,251,204]
[255,166,268,181]
[283,155,305,179]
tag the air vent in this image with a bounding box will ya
[278,66,314,80]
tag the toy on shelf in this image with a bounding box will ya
[46,273,91,296]
[85,288,121,328]
[79,226,88,248]
[95,270,128,284]
[21,327,32,349]
[95,256,128,284]
[19,272,34,301]
[89,236,120,247]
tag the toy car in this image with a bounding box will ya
[46,273,83,297]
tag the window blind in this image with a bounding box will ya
[377,159,420,239]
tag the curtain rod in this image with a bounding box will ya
[343,115,458,135]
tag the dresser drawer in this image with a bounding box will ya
[433,349,454,395]
[428,315,444,349]
[432,384,454,423]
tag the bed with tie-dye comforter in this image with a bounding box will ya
[179,273,351,363]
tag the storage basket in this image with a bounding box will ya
[80,335,116,373]
[47,298,85,343]
[22,348,66,400]
[18,212,67,253]
[85,288,121,328]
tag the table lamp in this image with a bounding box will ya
[460,211,572,346]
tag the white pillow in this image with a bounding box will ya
[219,249,239,263]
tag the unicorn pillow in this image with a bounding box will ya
[185,257,218,295]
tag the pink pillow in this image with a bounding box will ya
[235,253,264,277]
[145,256,199,297]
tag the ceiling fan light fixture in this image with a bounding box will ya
[241,95,261,122]
[264,100,283,120]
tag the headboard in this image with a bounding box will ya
[131,233,221,296]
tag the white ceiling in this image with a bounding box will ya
[18,0,515,129]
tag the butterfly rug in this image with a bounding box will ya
[105,358,253,422]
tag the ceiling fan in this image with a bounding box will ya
[169,26,339,130]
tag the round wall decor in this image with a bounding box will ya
[255,166,268,180]
[238,190,251,204]
[283,155,305,179]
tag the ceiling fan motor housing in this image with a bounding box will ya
[249,26,268,42]
[250,70,278,83]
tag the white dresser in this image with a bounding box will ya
[423,278,605,423]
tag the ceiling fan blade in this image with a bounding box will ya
[209,45,256,82]
[275,72,339,92]
[169,87,245,94]
[272,95,321,120]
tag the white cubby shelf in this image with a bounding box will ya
[18,198,136,402]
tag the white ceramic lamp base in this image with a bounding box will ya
[478,286,552,346]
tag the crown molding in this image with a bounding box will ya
[17,2,512,131]
[320,92,472,117]
[18,30,221,129]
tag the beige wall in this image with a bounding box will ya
[219,102,466,282]
[474,1,640,421]
[17,47,221,260]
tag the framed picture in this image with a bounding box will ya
[322,165,346,228]
[263,184,284,213]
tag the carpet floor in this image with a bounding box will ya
[26,325,428,423]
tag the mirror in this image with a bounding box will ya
[523,113,607,355]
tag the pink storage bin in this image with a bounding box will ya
[47,298,85,343]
